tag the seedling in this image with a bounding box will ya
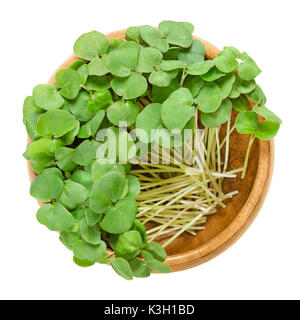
[23,20,281,280]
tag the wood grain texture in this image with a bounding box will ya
[27,29,274,272]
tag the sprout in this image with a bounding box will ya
[23,20,281,280]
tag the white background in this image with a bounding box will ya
[0,0,299,300]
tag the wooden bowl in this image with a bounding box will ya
[27,29,274,272]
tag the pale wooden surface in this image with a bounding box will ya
[27,30,274,272]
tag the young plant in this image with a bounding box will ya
[23,20,281,280]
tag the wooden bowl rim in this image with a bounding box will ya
[27,29,274,272]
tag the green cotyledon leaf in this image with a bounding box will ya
[73,31,109,61]
[36,109,77,138]
[100,197,137,234]
[36,202,74,231]
[32,84,65,110]
[109,257,133,280]
[161,88,194,131]
[55,68,81,99]
[89,171,126,213]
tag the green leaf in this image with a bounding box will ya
[126,175,141,197]
[32,84,65,110]
[195,82,222,113]
[61,120,80,146]
[71,169,93,193]
[108,41,140,77]
[80,218,101,245]
[109,257,133,280]
[88,89,112,114]
[236,78,256,94]
[159,20,193,48]
[36,202,74,231]
[109,234,119,251]
[152,78,180,103]
[128,258,151,278]
[140,25,169,53]
[70,60,85,70]
[55,147,78,172]
[28,137,64,158]
[228,86,240,99]
[252,105,282,124]
[183,75,204,97]
[96,251,109,264]
[255,120,280,140]
[77,64,89,85]
[136,103,163,143]
[85,75,112,90]
[235,111,258,134]
[115,230,142,259]
[60,231,81,250]
[222,46,241,58]
[71,207,86,221]
[24,113,42,140]
[126,26,141,43]
[85,208,102,227]
[178,21,194,33]
[90,171,126,213]
[72,140,97,166]
[216,73,236,99]
[161,88,194,131]
[200,66,226,81]
[214,52,239,73]
[23,96,43,124]
[111,72,147,99]
[201,99,232,127]
[41,167,63,179]
[30,174,63,202]
[238,52,261,81]
[144,242,167,262]
[91,161,125,183]
[73,31,109,60]
[96,127,136,162]
[122,164,131,174]
[107,100,139,127]
[141,250,171,273]
[55,68,81,99]
[160,60,186,71]
[78,110,105,138]
[163,47,181,60]
[178,39,205,65]
[88,55,109,76]
[30,155,55,174]
[66,90,92,122]
[73,239,106,263]
[186,60,214,75]
[149,69,175,87]
[23,145,31,160]
[36,109,77,138]
[247,85,267,105]
[59,180,88,210]
[73,256,95,267]
[136,47,162,73]
[130,220,147,245]
[108,38,126,52]
[232,95,250,112]
[100,197,137,234]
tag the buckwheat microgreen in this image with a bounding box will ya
[24,20,281,280]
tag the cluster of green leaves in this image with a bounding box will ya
[28,162,170,278]
[23,20,281,280]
